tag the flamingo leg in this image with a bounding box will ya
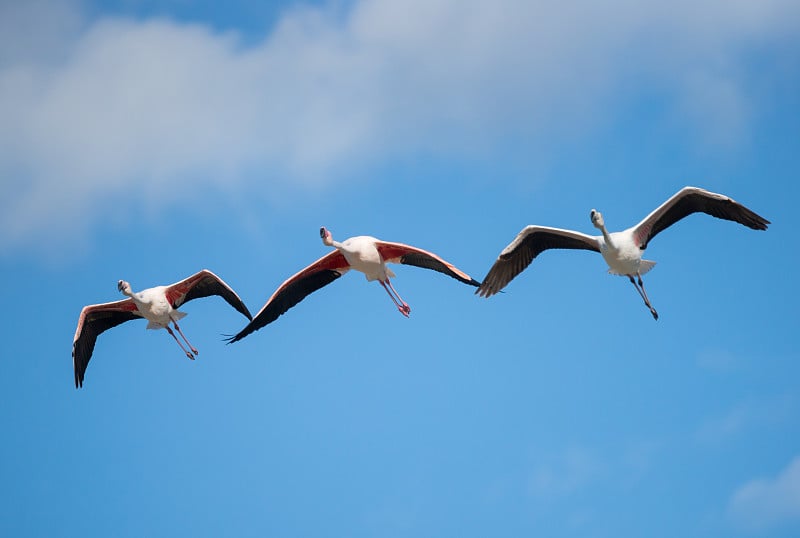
[628,275,659,320]
[379,279,411,317]
[166,326,195,359]
[637,274,659,320]
[172,320,199,356]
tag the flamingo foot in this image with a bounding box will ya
[650,308,659,321]
[398,304,411,317]
[186,351,195,360]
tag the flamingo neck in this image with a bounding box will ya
[322,234,342,250]
[599,226,616,249]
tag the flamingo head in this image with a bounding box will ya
[320,226,333,246]
[590,209,605,230]
[117,280,132,295]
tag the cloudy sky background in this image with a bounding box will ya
[0,0,798,536]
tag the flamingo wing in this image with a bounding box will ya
[375,241,481,286]
[164,269,252,320]
[73,299,140,388]
[226,251,350,343]
[476,226,600,298]
[632,186,770,249]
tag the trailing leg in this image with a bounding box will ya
[628,275,659,320]
[166,326,195,359]
[379,279,411,317]
[172,319,199,355]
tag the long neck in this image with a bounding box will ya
[121,289,134,298]
[598,225,615,249]
[322,235,342,250]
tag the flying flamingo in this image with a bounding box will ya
[476,186,769,319]
[73,269,252,387]
[225,227,480,343]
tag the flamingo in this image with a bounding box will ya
[225,227,480,343]
[73,269,252,387]
[476,186,769,319]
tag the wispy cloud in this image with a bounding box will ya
[528,438,662,499]
[729,456,800,532]
[696,347,744,373]
[696,394,796,445]
[529,445,605,498]
[1,0,797,253]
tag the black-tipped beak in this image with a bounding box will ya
[319,227,326,238]
[117,280,124,291]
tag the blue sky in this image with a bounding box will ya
[1,0,798,536]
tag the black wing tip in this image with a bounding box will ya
[74,368,84,388]
[223,333,242,344]
[713,190,771,231]
[448,273,481,287]
[729,198,770,230]
[753,215,771,230]
[475,285,496,298]
[736,209,770,231]
[223,323,261,344]
[238,307,254,321]
[72,348,84,388]
[226,295,253,321]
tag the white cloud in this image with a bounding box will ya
[696,394,796,445]
[697,403,758,443]
[529,446,604,497]
[697,348,743,372]
[0,0,797,253]
[0,0,83,68]
[729,456,800,531]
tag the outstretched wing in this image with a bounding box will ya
[165,269,252,320]
[73,299,141,388]
[632,186,770,249]
[375,241,480,286]
[226,251,350,343]
[476,226,600,298]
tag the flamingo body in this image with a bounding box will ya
[73,269,252,388]
[477,186,769,319]
[127,285,189,329]
[335,235,396,281]
[597,231,656,277]
[226,227,480,343]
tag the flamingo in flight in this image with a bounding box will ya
[73,269,252,388]
[226,227,480,343]
[476,186,769,319]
